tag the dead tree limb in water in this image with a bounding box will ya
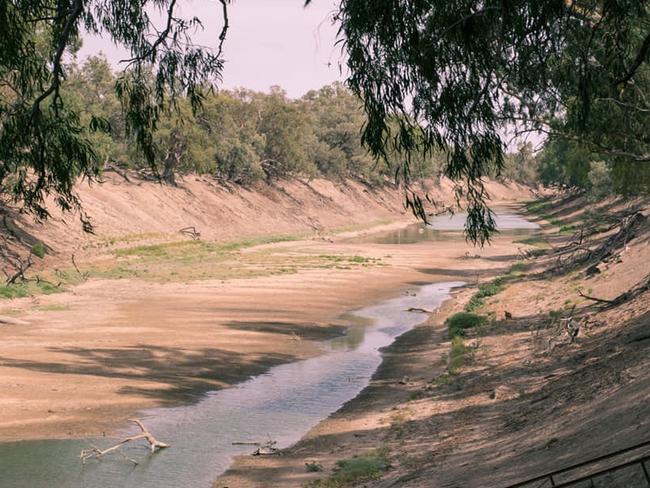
[80,419,169,463]
[232,437,279,456]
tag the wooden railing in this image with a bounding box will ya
[504,439,650,488]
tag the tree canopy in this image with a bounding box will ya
[62,56,418,185]
[334,0,650,241]
[1,1,649,241]
[0,0,226,222]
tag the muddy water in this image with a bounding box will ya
[347,212,539,244]
[0,282,464,488]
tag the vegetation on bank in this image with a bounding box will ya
[307,449,390,487]
[444,260,532,375]
[64,58,442,187]
[0,230,385,300]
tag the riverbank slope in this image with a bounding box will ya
[217,194,650,487]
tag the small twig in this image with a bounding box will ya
[71,254,89,280]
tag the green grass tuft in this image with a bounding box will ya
[525,200,552,214]
[464,278,506,313]
[515,235,551,249]
[448,336,469,374]
[446,312,487,338]
[0,284,29,299]
[508,262,527,274]
[307,450,390,487]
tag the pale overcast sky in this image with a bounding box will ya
[78,0,345,98]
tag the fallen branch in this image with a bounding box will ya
[232,437,279,456]
[103,162,131,183]
[3,252,32,285]
[578,289,615,304]
[71,254,89,280]
[406,307,433,313]
[179,226,201,240]
[80,419,169,463]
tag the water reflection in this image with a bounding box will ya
[348,212,539,244]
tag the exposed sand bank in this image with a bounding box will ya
[0,176,534,441]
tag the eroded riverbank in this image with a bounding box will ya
[217,195,650,488]
[0,204,539,488]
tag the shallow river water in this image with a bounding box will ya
[0,282,464,488]
[347,211,540,244]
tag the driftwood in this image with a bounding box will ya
[3,252,32,285]
[179,226,201,240]
[103,162,131,183]
[80,419,169,464]
[70,254,89,281]
[232,438,279,456]
[406,307,433,314]
[549,211,645,275]
[578,289,615,304]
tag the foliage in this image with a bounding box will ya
[31,243,46,259]
[334,0,650,242]
[448,335,469,375]
[0,0,226,221]
[445,312,486,338]
[305,462,324,473]
[587,161,613,199]
[502,143,540,186]
[464,278,505,313]
[6,1,650,236]
[59,63,401,186]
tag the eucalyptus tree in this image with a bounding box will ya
[0,0,227,223]
[331,0,650,242]
[4,0,650,242]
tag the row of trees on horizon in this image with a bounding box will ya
[67,56,645,199]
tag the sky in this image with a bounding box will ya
[79,0,345,98]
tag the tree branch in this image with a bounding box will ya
[615,31,650,85]
[217,0,230,59]
[29,0,84,122]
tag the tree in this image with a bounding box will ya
[5,1,650,241]
[502,143,540,186]
[332,0,650,242]
[257,87,317,181]
[301,83,377,180]
[0,0,227,221]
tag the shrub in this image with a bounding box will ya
[31,243,46,259]
[307,449,390,487]
[464,278,505,313]
[446,312,486,338]
[0,284,29,299]
[306,462,323,472]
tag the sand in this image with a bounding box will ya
[0,175,534,441]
